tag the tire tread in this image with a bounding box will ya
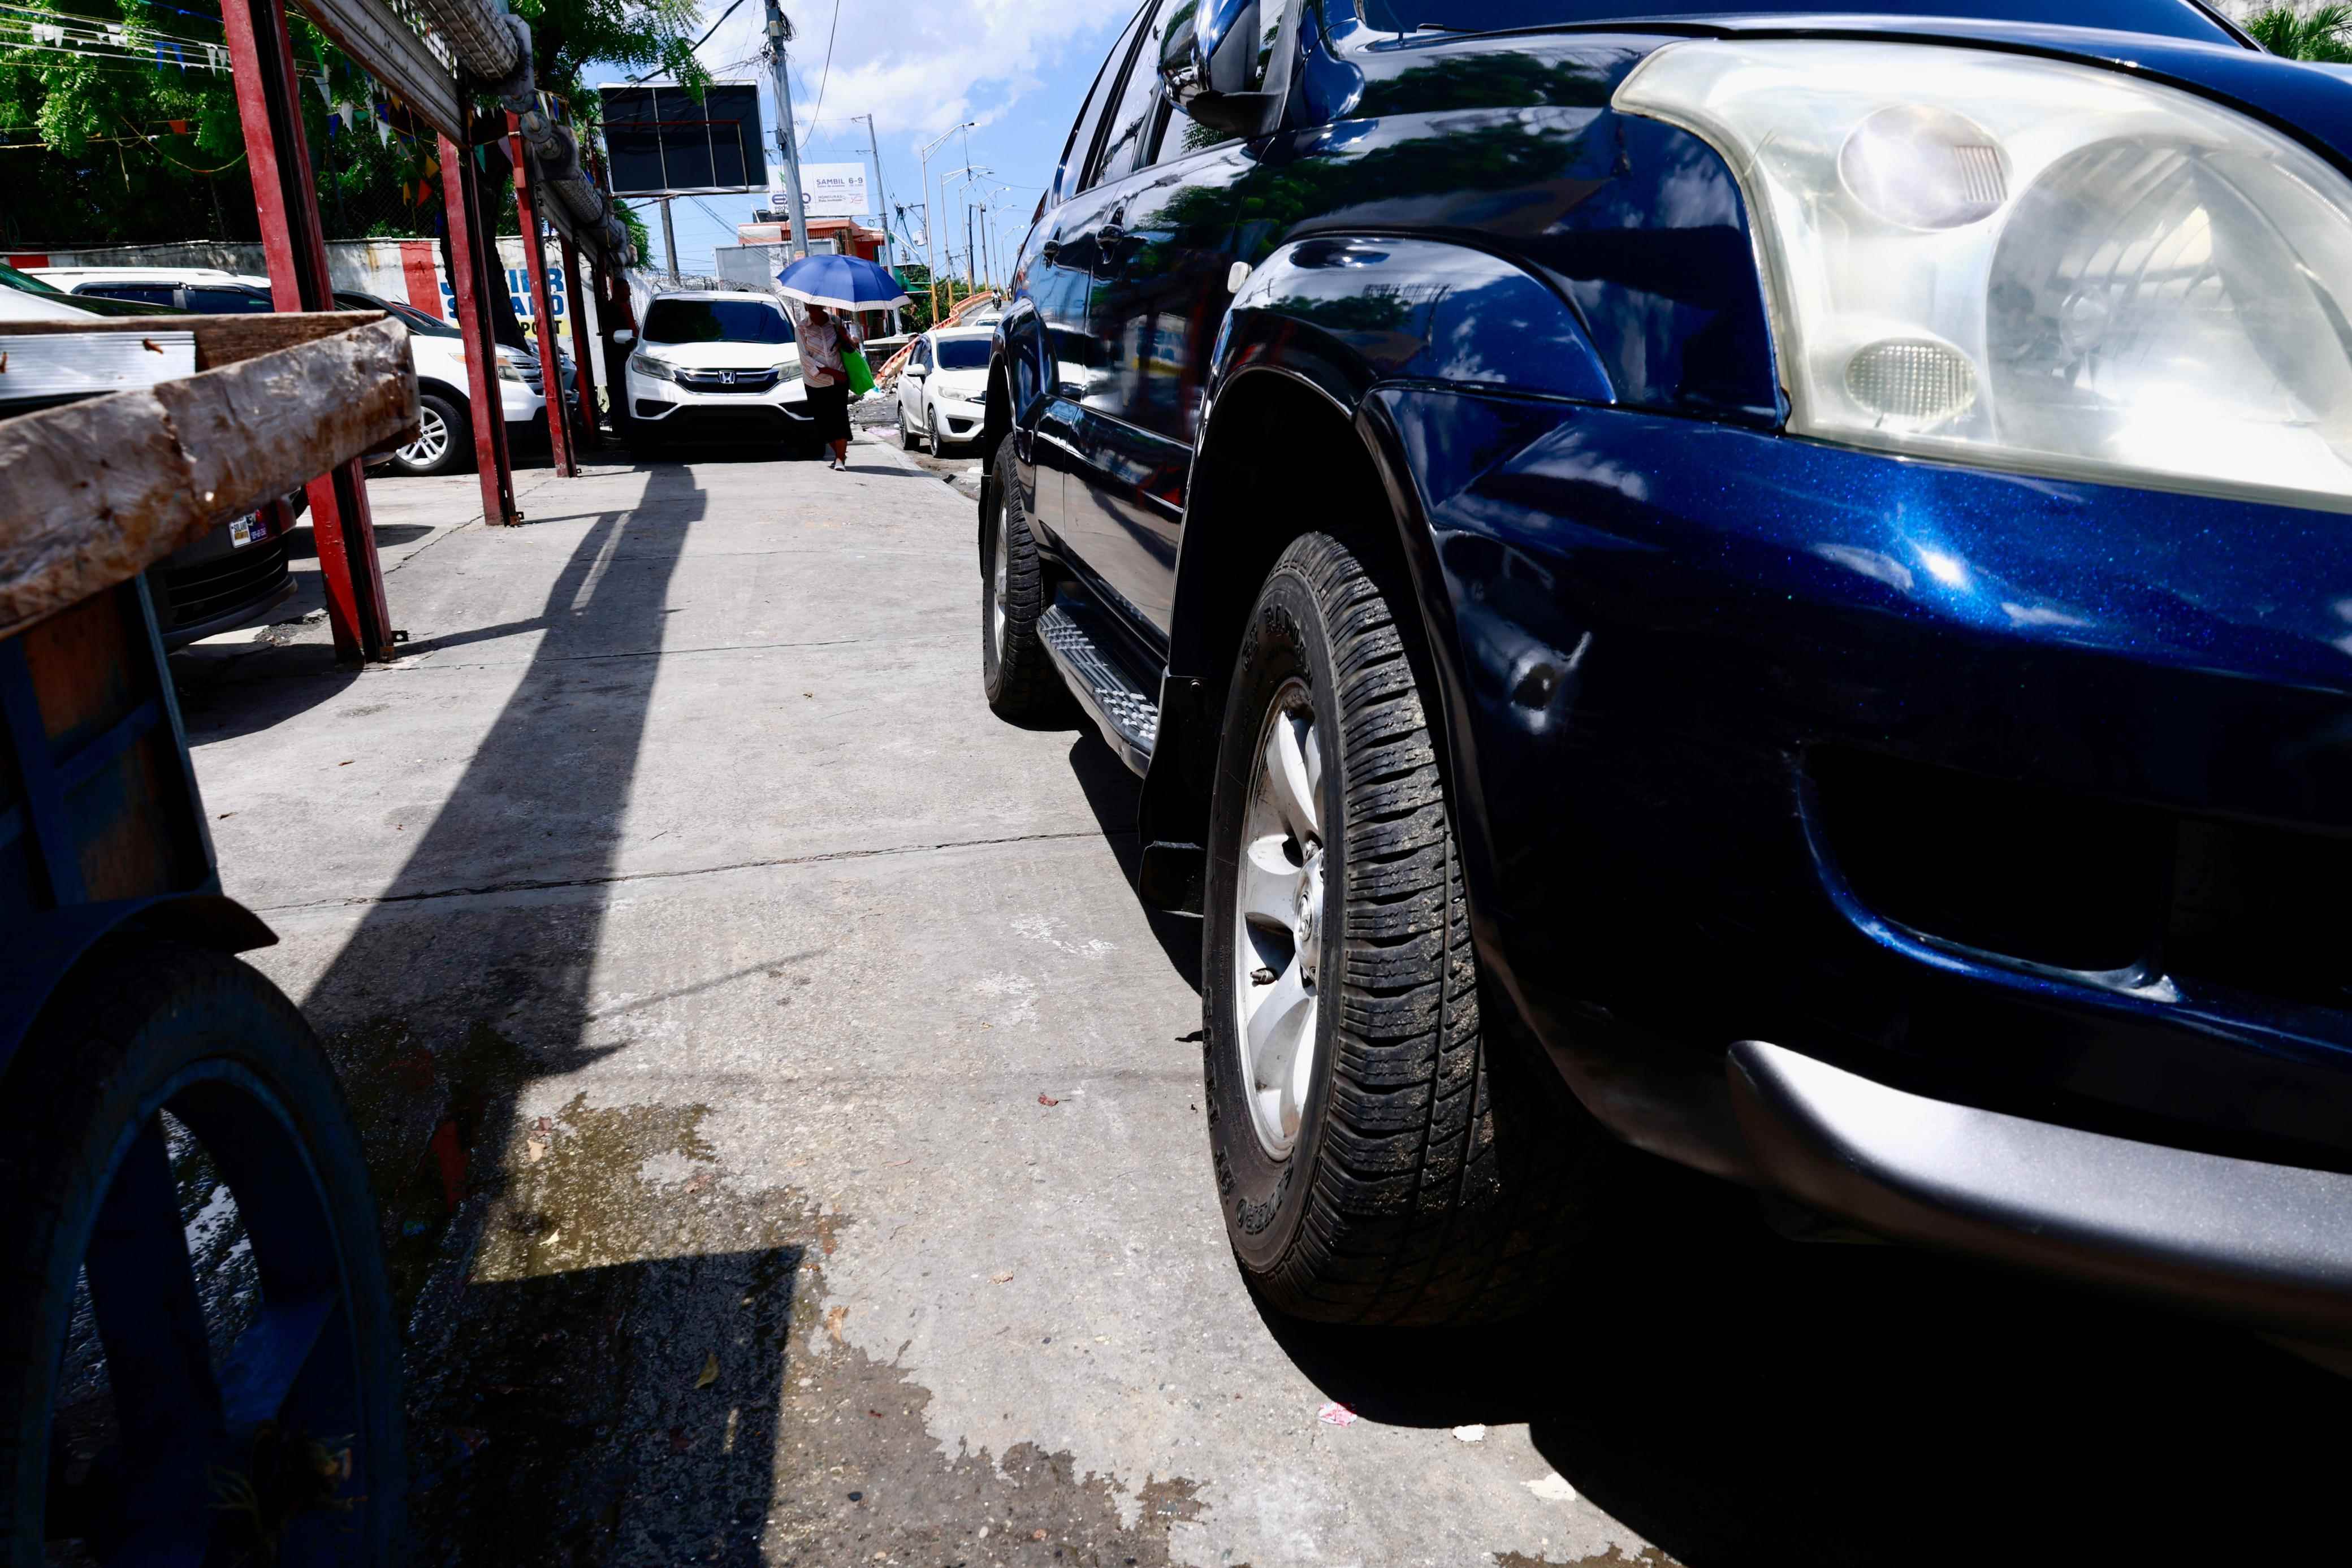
[1227,532,1590,1326]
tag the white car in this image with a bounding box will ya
[621,291,812,453]
[28,266,562,477]
[896,326,991,454]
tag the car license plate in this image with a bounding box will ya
[230,514,263,548]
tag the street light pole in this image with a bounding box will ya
[850,111,901,335]
[939,164,989,317]
[985,184,1018,291]
[918,122,974,327]
[936,164,983,317]
[764,0,810,260]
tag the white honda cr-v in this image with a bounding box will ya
[621,291,813,454]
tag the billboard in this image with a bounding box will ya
[598,83,767,195]
[766,162,869,218]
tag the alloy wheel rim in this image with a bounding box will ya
[1232,678,1325,1160]
[398,406,448,467]
[991,493,1011,657]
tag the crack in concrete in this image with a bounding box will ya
[182,631,966,687]
[250,828,1134,914]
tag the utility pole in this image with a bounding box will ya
[659,196,680,280]
[966,203,976,291]
[942,166,990,294]
[918,124,974,330]
[851,112,900,335]
[764,0,810,259]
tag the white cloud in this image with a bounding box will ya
[691,0,1130,151]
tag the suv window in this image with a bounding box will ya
[1149,96,1222,166]
[642,297,792,345]
[1088,0,1190,188]
[1066,2,1153,197]
[77,283,175,305]
[186,285,271,313]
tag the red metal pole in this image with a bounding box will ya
[509,112,574,478]
[220,0,394,661]
[439,116,521,526]
[560,233,599,451]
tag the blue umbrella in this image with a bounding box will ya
[773,253,911,312]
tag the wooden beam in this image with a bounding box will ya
[0,317,416,639]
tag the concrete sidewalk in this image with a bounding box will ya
[169,437,2346,1567]
[171,436,1662,1566]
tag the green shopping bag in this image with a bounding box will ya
[841,348,876,396]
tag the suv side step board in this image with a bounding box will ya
[1040,596,1158,776]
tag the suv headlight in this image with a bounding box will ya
[1615,40,2352,512]
[495,354,526,384]
[629,352,676,383]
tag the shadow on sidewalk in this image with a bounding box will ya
[1255,1150,2352,1566]
[276,466,804,1562]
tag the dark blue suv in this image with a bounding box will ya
[978,0,2352,1335]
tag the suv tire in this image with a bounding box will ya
[390,389,470,477]
[1203,531,1593,1326]
[980,435,1064,720]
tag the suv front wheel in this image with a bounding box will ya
[1203,531,1593,1326]
[980,434,1064,720]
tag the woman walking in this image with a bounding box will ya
[795,302,860,471]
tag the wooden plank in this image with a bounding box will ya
[0,317,416,639]
[0,310,384,371]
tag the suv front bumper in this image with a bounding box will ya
[1733,1041,2352,1339]
[1363,385,2352,1337]
[626,363,811,442]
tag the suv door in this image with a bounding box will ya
[1060,0,1283,639]
[1019,1,1153,556]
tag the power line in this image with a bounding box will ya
[799,0,839,142]
[627,0,748,83]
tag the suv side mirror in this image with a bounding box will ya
[1161,0,1284,137]
[613,328,635,345]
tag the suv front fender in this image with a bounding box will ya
[1138,237,1611,911]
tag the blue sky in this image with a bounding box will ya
[594,0,1137,280]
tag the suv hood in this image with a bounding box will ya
[635,340,798,371]
[1342,14,2352,172]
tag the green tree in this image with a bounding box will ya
[509,0,708,109]
[2245,3,2352,61]
[0,0,709,249]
